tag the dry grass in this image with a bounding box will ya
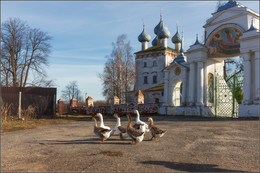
[1,119,73,133]
[1,114,92,133]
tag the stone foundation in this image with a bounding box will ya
[238,104,260,117]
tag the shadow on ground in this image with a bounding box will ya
[39,138,131,145]
[140,160,247,172]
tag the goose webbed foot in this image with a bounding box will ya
[99,138,104,143]
[120,134,124,141]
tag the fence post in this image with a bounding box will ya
[53,95,56,117]
[232,75,236,117]
[214,75,218,117]
[18,91,22,119]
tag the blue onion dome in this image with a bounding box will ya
[154,13,164,35]
[172,25,183,44]
[152,37,158,46]
[138,24,151,42]
[154,19,163,35]
[157,23,170,39]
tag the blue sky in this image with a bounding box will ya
[1,1,259,101]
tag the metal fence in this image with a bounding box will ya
[1,87,56,120]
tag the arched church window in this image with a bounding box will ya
[208,73,214,103]
[153,60,157,67]
[144,76,148,84]
[144,62,147,67]
[153,75,157,84]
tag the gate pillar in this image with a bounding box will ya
[188,63,195,105]
[239,25,259,117]
[254,51,260,104]
[196,61,204,106]
[242,52,252,105]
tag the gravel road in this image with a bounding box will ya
[1,116,259,172]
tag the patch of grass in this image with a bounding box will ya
[1,114,94,133]
[57,114,92,121]
[1,118,68,133]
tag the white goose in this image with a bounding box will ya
[113,113,128,140]
[134,110,149,132]
[95,113,115,135]
[126,114,145,145]
[92,117,113,143]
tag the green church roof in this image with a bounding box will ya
[135,45,179,54]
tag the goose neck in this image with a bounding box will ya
[99,115,105,126]
[93,118,98,127]
[136,111,141,121]
[128,115,132,128]
[116,117,121,126]
[149,119,154,126]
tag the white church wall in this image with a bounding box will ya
[135,54,165,92]
[239,105,260,117]
[250,53,256,101]
[240,36,260,52]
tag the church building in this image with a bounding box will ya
[133,0,259,117]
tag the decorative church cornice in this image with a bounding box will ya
[187,35,207,53]
[204,1,259,28]
[135,45,178,59]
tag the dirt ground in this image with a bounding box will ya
[1,116,259,172]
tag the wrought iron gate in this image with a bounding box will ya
[215,72,244,117]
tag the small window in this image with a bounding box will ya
[153,60,157,67]
[144,62,147,67]
[144,76,148,84]
[153,75,157,84]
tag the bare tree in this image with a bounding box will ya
[224,56,243,80]
[1,18,52,87]
[99,34,135,103]
[61,81,83,103]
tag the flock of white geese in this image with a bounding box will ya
[92,110,167,145]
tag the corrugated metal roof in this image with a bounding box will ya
[144,83,164,92]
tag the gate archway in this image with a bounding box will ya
[171,79,182,107]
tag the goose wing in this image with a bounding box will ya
[133,123,141,130]
[118,126,126,133]
[151,125,165,134]
[128,127,144,137]
[99,127,112,133]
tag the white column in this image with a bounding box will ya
[196,62,204,106]
[181,79,187,106]
[254,51,260,103]
[242,52,251,105]
[188,63,195,106]
[163,71,169,106]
